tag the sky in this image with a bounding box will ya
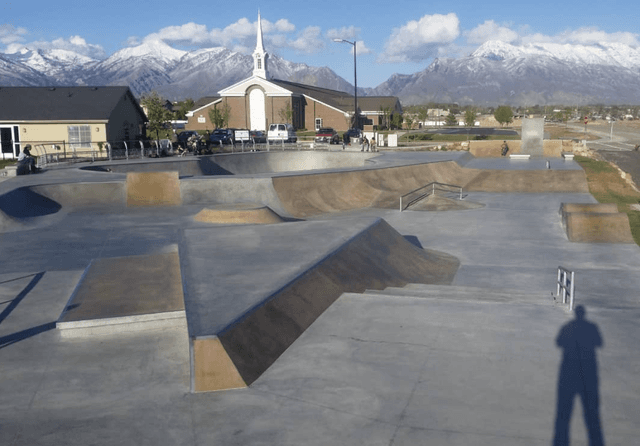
[2,0,639,88]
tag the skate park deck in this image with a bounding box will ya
[1,151,640,445]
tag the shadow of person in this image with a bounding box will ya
[553,305,605,446]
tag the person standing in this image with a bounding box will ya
[370,135,376,152]
[501,141,509,156]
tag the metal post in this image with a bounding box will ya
[400,196,403,212]
[569,271,575,311]
[124,141,129,160]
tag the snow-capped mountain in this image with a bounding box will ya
[371,40,640,106]
[2,39,640,105]
[0,40,354,100]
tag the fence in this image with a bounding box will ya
[556,266,576,310]
[2,138,342,167]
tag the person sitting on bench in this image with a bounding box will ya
[17,147,39,175]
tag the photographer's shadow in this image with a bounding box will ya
[553,305,605,446]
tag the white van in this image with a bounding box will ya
[267,123,297,143]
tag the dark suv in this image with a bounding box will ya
[209,128,235,145]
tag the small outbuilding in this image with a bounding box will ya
[0,86,147,160]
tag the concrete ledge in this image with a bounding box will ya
[57,310,187,338]
[2,165,17,177]
[562,152,575,160]
[57,250,186,327]
[509,154,531,160]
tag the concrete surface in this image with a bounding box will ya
[1,151,640,445]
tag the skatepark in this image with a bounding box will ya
[2,149,640,445]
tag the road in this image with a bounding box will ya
[576,122,640,188]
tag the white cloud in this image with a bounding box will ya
[380,13,460,63]
[139,17,303,54]
[463,21,640,49]
[465,20,519,45]
[286,26,325,54]
[5,33,106,59]
[327,26,360,41]
[0,24,27,46]
[523,27,640,47]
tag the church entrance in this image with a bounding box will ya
[249,89,266,131]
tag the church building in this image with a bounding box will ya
[186,13,401,132]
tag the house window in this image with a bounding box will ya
[68,125,92,150]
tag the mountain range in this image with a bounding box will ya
[2,39,640,106]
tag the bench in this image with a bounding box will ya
[562,152,575,160]
[509,154,531,160]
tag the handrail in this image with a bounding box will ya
[557,266,576,310]
[400,181,463,211]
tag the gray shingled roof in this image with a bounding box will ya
[270,79,401,113]
[0,86,145,121]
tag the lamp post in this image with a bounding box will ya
[333,38,358,129]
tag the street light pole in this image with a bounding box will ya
[333,39,358,129]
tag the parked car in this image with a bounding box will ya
[268,123,297,143]
[209,128,235,145]
[250,130,267,143]
[315,127,340,144]
[342,128,362,144]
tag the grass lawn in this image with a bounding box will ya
[574,155,640,245]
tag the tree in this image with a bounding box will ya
[445,112,458,126]
[208,102,231,129]
[391,113,403,130]
[417,107,428,127]
[464,109,476,128]
[140,91,173,141]
[379,106,392,129]
[278,102,293,124]
[174,98,195,120]
[405,116,415,130]
[494,105,513,126]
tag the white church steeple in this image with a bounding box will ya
[252,12,269,79]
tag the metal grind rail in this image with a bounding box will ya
[400,182,464,211]
[556,266,576,310]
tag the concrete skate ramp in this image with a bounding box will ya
[463,169,589,193]
[210,151,376,174]
[30,182,125,208]
[126,171,181,207]
[271,161,589,217]
[81,152,375,176]
[194,204,285,225]
[57,250,186,336]
[190,218,460,392]
[560,203,634,243]
[272,161,472,217]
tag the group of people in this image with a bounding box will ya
[360,135,377,152]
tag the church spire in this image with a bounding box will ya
[253,11,269,79]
